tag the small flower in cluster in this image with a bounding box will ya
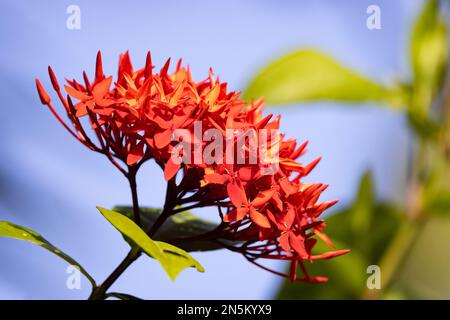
[36,51,348,282]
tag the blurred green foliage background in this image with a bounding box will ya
[244,0,450,299]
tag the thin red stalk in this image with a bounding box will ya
[66,96,100,151]
[87,111,127,176]
[45,102,80,140]
[245,256,290,279]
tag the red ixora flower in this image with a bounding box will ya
[36,51,349,283]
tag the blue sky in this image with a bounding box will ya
[0,0,423,299]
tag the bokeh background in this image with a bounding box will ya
[0,0,440,299]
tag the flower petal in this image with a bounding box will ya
[279,232,291,252]
[154,129,173,149]
[288,233,308,259]
[227,181,244,207]
[126,141,144,165]
[93,76,112,101]
[249,207,271,229]
[164,157,181,181]
[250,189,276,207]
[204,173,228,184]
[284,206,296,229]
[223,207,248,222]
[64,85,90,101]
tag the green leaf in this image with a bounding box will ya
[410,0,448,101]
[350,171,375,252]
[243,50,404,107]
[154,241,205,280]
[106,292,143,300]
[113,206,231,252]
[97,207,164,260]
[97,207,204,280]
[409,0,448,133]
[0,221,96,287]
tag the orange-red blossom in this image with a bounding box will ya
[36,51,349,283]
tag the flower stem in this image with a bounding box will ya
[147,178,177,237]
[128,168,141,227]
[88,248,141,300]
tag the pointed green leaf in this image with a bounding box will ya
[243,50,404,108]
[0,221,96,287]
[155,241,205,280]
[97,206,164,260]
[410,0,448,103]
[97,207,204,280]
[114,206,232,252]
[350,172,375,241]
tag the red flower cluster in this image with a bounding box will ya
[195,107,350,282]
[36,51,348,282]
